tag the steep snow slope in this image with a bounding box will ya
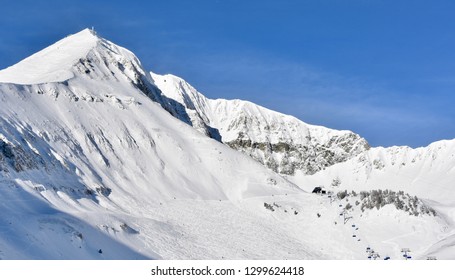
[0,29,451,259]
[151,73,370,176]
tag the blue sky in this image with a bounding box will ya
[1,0,454,147]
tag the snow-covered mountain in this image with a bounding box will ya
[0,29,453,260]
[0,29,301,259]
[151,73,370,175]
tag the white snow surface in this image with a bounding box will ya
[0,29,454,259]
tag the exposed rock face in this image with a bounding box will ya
[227,131,369,175]
[152,73,370,175]
[0,138,40,172]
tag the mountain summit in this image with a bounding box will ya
[0,29,100,84]
[0,28,152,89]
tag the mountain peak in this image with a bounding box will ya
[72,27,100,40]
[0,29,109,85]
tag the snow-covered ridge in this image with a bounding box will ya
[152,72,370,175]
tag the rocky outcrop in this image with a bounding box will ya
[227,130,369,175]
